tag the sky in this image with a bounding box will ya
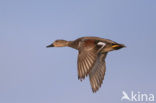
[0,0,156,103]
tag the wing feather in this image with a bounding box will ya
[77,40,97,80]
[89,53,107,93]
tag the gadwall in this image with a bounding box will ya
[47,36,125,93]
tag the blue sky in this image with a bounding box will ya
[0,0,156,103]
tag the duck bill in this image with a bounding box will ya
[46,44,54,48]
[112,44,126,50]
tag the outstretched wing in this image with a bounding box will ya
[77,40,98,80]
[89,53,107,93]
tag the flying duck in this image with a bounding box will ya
[47,36,125,93]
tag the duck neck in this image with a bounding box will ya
[67,41,73,47]
[67,41,77,49]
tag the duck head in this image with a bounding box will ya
[47,40,69,47]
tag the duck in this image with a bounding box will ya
[47,36,125,93]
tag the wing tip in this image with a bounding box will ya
[91,87,99,93]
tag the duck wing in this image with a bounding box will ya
[77,39,98,80]
[89,53,107,93]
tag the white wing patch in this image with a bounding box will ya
[97,42,106,51]
[97,42,106,47]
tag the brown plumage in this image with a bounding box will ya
[47,36,125,93]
